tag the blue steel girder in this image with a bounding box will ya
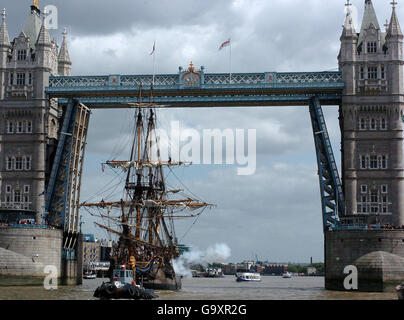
[53,93,342,109]
[46,99,79,228]
[309,96,344,231]
[46,71,344,108]
[44,70,346,233]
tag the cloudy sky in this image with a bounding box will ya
[4,0,401,263]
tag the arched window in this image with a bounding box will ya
[370,118,376,130]
[360,118,366,130]
[367,42,377,53]
[380,118,387,130]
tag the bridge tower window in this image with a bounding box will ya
[24,156,32,171]
[378,155,387,169]
[359,154,388,170]
[16,73,26,85]
[369,155,378,169]
[15,157,23,171]
[13,189,21,203]
[17,121,24,133]
[367,42,377,53]
[17,50,27,61]
[360,155,367,169]
[6,157,13,171]
[25,121,32,133]
[7,121,14,134]
[370,118,377,130]
[380,118,387,130]
[368,67,378,79]
[360,118,366,130]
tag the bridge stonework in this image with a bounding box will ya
[0,4,81,285]
[325,1,404,291]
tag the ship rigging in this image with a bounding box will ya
[79,86,214,289]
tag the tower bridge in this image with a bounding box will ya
[1,1,404,290]
[45,71,344,108]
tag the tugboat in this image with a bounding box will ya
[396,283,404,300]
[94,265,156,300]
[80,86,214,294]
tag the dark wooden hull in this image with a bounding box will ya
[142,269,182,291]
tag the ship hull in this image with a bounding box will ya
[142,269,182,291]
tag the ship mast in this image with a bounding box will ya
[79,85,214,282]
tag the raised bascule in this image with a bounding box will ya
[0,0,403,290]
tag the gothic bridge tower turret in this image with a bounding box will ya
[326,0,404,292]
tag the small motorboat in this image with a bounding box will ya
[396,283,404,300]
[94,266,157,300]
[282,272,292,278]
[83,270,97,279]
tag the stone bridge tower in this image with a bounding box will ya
[326,0,404,291]
[0,2,71,224]
[339,0,404,227]
[0,2,81,286]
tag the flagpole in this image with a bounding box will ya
[152,51,155,86]
[152,41,156,86]
[229,38,232,84]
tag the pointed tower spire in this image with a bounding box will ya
[361,0,380,30]
[59,28,71,64]
[36,8,51,46]
[358,0,381,45]
[58,28,72,76]
[387,1,403,37]
[342,1,356,37]
[0,8,10,47]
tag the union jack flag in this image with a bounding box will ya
[218,38,231,51]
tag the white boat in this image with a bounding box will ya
[83,270,97,279]
[396,283,404,300]
[235,272,261,282]
[282,272,292,278]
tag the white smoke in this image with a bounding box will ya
[172,243,231,278]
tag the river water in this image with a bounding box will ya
[0,276,398,300]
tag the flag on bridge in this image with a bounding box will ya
[219,38,232,83]
[150,41,156,55]
[219,38,231,51]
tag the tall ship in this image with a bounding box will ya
[80,88,213,290]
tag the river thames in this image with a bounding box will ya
[0,276,398,300]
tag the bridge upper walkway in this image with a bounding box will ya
[46,70,344,108]
[44,69,345,233]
